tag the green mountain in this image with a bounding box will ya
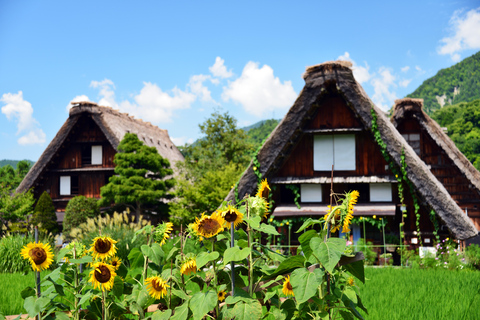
[244,119,280,147]
[407,51,480,114]
[431,98,480,169]
[0,159,35,169]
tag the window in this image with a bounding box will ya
[92,145,103,165]
[301,184,322,202]
[82,145,103,165]
[60,176,71,195]
[369,183,392,202]
[402,133,420,155]
[60,176,79,195]
[314,134,356,171]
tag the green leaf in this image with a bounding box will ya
[224,288,253,304]
[56,247,70,263]
[166,247,180,262]
[45,277,65,296]
[223,247,251,266]
[344,286,358,304]
[172,289,190,300]
[244,216,261,228]
[79,290,93,306]
[20,286,36,299]
[54,312,70,320]
[311,237,346,274]
[69,255,93,264]
[151,309,172,320]
[232,300,262,320]
[253,223,280,235]
[343,259,365,284]
[24,296,51,318]
[141,243,165,265]
[296,218,323,233]
[112,276,124,298]
[171,302,189,320]
[196,251,220,269]
[290,268,323,305]
[266,255,305,279]
[340,310,355,320]
[128,248,145,269]
[280,299,296,320]
[189,291,217,320]
[298,229,318,260]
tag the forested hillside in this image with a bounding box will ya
[407,51,480,114]
[431,98,480,169]
[0,159,34,169]
[244,119,279,147]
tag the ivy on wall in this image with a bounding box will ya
[285,185,301,209]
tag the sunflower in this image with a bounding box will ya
[89,262,117,291]
[88,236,118,261]
[347,276,355,286]
[154,222,174,245]
[180,257,198,276]
[145,276,170,299]
[20,242,54,272]
[110,257,122,270]
[256,179,271,200]
[192,211,225,239]
[217,290,227,302]
[221,205,244,229]
[282,275,294,297]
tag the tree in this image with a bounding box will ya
[99,133,175,221]
[0,160,32,191]
[170,111,254,225]
[63,196,100,237]
[31,191,59,234]
[0,187,35,231]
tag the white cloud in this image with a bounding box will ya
[66,95,90,111]
[170,136,194,146]
[415,65,426,75]
[438,7,480,61]
[399,79,412,88]
[337,52,372,84]
[90,79,116,108]
[188,74,216,103]
[371,67,398,111]
[1,91,46,145]
[401,66,410,72]
[209,57,233,79]
[222,61,297,117]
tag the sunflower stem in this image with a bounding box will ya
[142,230,152,283]
[246,199,253,297]
[212,239,219,316]
[102,289,106,320]
[230,222,235,294]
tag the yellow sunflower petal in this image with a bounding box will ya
[145,276,170,299]
[89,236,118,261]
[20,242,54,272]
[282,275,294,297]
[89,262,117,291]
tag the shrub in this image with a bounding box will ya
[63,196,99,237]
[465,243,480,269]
[31,191,58,234]
[69,210,149,266]
[356,238,377,265]
[0,231,55,273]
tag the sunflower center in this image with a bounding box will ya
[286,282,293,291]
[112,261,118,267]
[29,247,47,265]
[152,279,163,291]
[95,239,112,254]
[94,265,112,283]
[199,218,221,234]
[261,188,269,199]
[224,210,237,223]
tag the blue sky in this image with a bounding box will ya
[1,0,479,161]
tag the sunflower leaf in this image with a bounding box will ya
[45,277,65,296]
[254,223,280,235]
[171,302,189,320]
[141,244,165,265]
[189,291,217,320]
[196,251,220,269]
[69,256,92,264]
[311,237,346,274]
[290,268,323,305]
[166,247,180,262]
[232,300,262,320]
[151,309,172,320]
[223,247,251,267]
[21,286,36,299]
[244,216,261,228]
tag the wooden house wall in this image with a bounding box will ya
[397,119,480,219]
[276,96,389,178]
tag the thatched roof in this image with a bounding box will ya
[392,98,480,194]
[17,102,184,194]
[224,61,477,240]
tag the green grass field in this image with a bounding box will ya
[1,268,480,318]
[358,267,480,320]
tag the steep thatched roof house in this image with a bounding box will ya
[17,102,184,223]
[225,61,477,243]
[392,98,480,242]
